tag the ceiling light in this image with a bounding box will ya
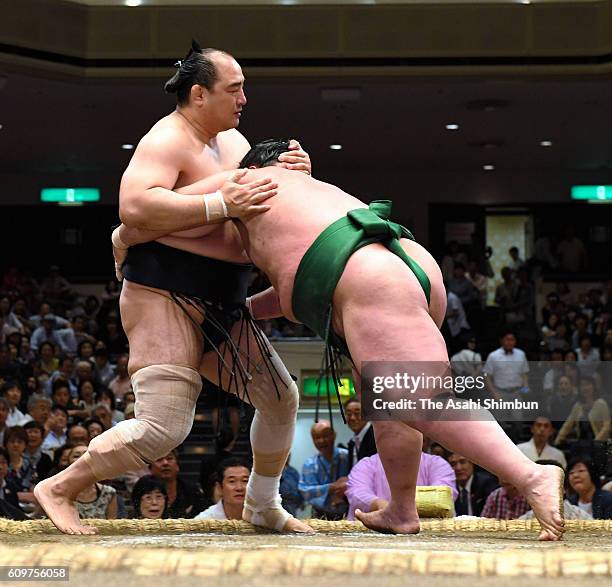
[483,164,495,171]
[540,140,553,147]
[520,0,531,4]
[0,124,3,131]
[121,144,134,150]
[125,0,142,7]
[446,124,459,130]
[329,144,343,151]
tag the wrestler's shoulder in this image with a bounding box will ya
[141,114,196,149]
[217,128,250,149]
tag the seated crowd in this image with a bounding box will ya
[0,254,610,522]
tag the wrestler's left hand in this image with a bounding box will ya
[278,139,312,175]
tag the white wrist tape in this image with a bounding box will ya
[203,190,229,222]
[245,297,254,318]
[111,228,129,250]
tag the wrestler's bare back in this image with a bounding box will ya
[237,167,447,328]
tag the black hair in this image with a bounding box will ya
[0,447,8,463]
[344,396,361,409]
[567,456,601,489]
[96,388,116,411]
[50,404,69,418]
[216,457,251,485]
[164,40,226,105]
[23,420,45,435]
[132,474,168,518]
[1,380,21,395]
[52,378,70,394]
[239,139,290,169]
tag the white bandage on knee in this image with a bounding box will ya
[249,381,298,477]
[83,364,201,480]
[242,381,298,531]
[203,191,228,222]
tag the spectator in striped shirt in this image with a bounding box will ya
[299,420,350,520]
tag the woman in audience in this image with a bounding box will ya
[48,443,74,476]
[132,474,168,519]
[3,426,37,498]
[555,376,610,444]
[82,417,104,440]
[96,388,124,423]
[34,342,59,378]
[567,457,612,519]
[73,379,97,421]
[67,444,117,520]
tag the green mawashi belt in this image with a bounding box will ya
[292,200,431,342]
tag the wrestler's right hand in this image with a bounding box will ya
[220,169,278,218]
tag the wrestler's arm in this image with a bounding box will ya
[115,171,235,247]
[248,287,284,320]
[120,130,277,231]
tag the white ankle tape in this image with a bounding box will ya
[243,495,290,532]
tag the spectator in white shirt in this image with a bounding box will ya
[194,458,251,520]
[483,332,530,440]
[451,336,483,377]
[40,406,68,458]
[484,332,530,397]
[576,335,600,378]
[2,381,26,427]
[516,416,567,469]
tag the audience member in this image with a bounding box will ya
[448,453,498,516]
[299,420,350,520]
[3,426,36,494]
[150,450,205,518]
[82,417,104,440]
[21,394,51,428]
[516,416,567,468]
[555,376,610,444]
[346,451,457,520]
[344,397,376,470]
[41,406,68,457]
[194,458,251,520]
[481,478,530,519]
[0,446,27,520]
[66,424,89,446]
[132,474,168,519]
[108,353,131,403]
[22,421,53,481]
[65,444,118,520]
[567,457,612,519]
[2,381,25,427]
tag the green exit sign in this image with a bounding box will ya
[41,188,100,203]
[302,376,355,398]
[571,185,612,201]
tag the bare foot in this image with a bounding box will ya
[243,496,314,533]
[520,464,565,541]
[282,517,315,534]
[34,479,98,535]
[355,504,420,535]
